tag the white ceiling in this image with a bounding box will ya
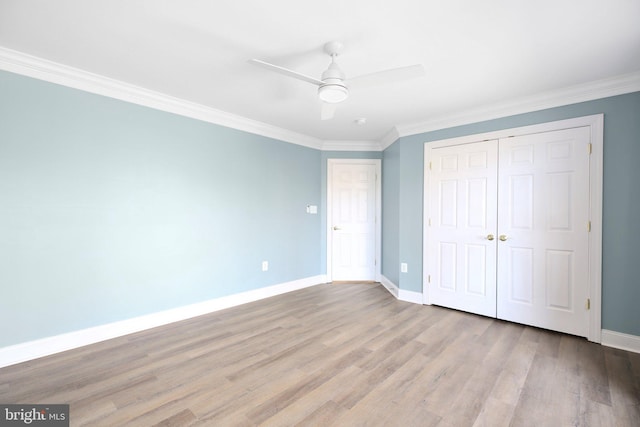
[1,0,639,145]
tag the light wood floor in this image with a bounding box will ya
[1,283,639,426]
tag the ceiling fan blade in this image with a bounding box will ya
[321,102,336,120]
[348,64,426,89]
[249,59,323,86]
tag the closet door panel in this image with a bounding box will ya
[496,127,590,337]
[427,140,498,317]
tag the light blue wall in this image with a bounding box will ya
[381,142,400,285]
[0,71,322,347]
[382,91,640,336]
[3,66,637,349]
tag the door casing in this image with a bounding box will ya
[327,158,382,282]
[423,114,603,343]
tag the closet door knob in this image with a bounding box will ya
[486,234,495,241]
[499,235,508,241]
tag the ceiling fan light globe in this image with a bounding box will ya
[318,84,348,103]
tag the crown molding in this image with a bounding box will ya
[0,46,324,150]
[3,47,639,153]
[379,127,401,151]
[395,71,640,139]
[321,139,382,152]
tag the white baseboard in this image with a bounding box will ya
[379,275,423,305]
[382,278,639,354]
[398,288,424,305]
[601,329,640,354]
[0,275,327,368]
[380,275,399,298]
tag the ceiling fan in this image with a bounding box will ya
[249,41,425,120]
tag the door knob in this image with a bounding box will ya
[499,235,508,241]
[486,234,495,241]
[333,226,341,231]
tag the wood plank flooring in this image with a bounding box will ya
[1,283,639,426]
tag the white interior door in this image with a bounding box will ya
[427,140,498,317]
[496,127,591,336]
[328,161,379,281]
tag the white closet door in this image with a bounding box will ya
[496,127,591,336]
[427,140,498,317]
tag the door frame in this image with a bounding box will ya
[327,158,382,282]
[423,114,603,343]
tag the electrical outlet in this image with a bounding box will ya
[401,263,408,273]
[262,261,269,271]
